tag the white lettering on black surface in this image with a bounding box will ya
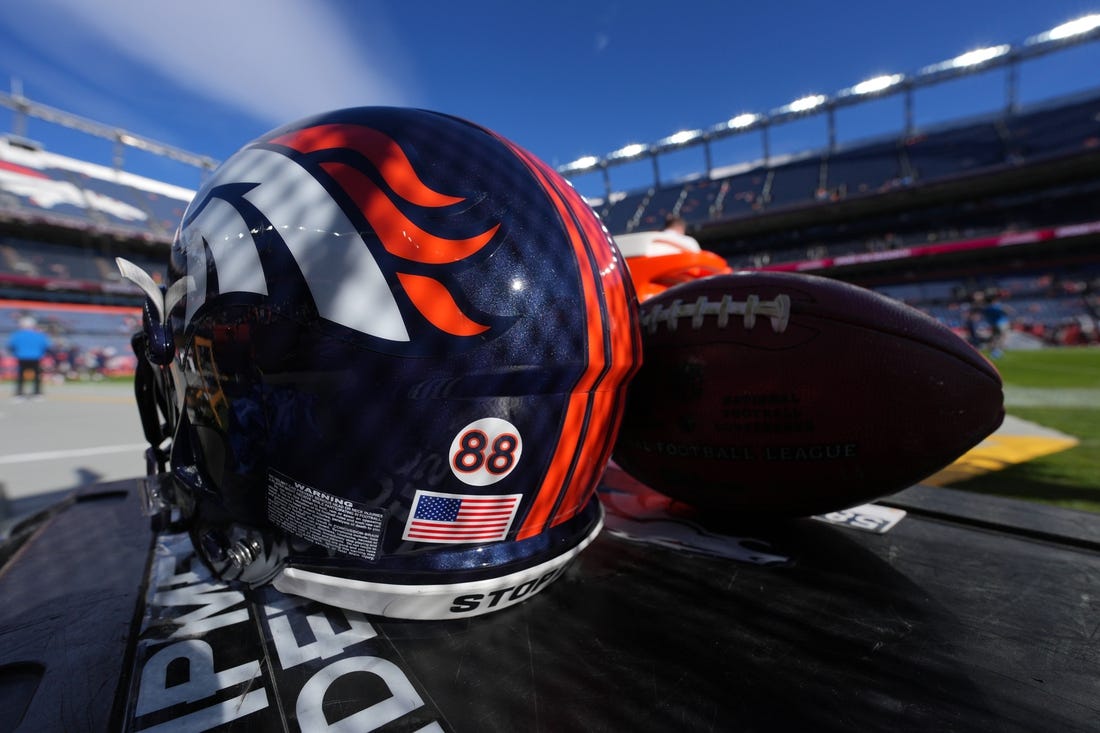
[128,533,443,732]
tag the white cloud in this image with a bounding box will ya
[24,0,420,127]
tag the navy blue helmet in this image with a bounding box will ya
[122,107,640,619]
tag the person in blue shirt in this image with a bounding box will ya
[983,293,1013,358]
[7,316,51,398]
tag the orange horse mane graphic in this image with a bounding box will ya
[270,124,497,336]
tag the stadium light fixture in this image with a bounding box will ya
[1030,13,1100,44]
[949,44,1011,69]
[849,73,904,96]
[727,113,759,129]
[919,44,1011,76]
[609,143,648,160]
[565,155,600,171]
[659,129,703,146]
[784,94,827,113]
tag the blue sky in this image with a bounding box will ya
[1,0,1099,200]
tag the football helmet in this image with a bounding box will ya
[122,107,640,619]
[613,230,732,302]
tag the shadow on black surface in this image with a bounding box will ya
[2,489,73,523]
[0,661,44,731]
[378,515,1057,732]
[1,466,107,524]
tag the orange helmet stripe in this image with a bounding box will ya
[548,170,640,524]
[499,140,640,539]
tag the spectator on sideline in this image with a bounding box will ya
[7,316,51,398]
[662,214,694,240]
[647,214,702,256]
[965,307,986,349]
[983,292,1013,358]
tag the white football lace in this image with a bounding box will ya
[640,293,791,334]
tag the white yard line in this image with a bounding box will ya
[0,443,148,465]
[1003,387,1100,408]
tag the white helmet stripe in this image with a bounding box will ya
[182,146,409,342]
[239,148,408,341]
[181,220,207,327]
[182,197,268,325]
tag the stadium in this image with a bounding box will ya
[563,23,1100,350]
[1,10,1099,733]
[2,14,1096,509]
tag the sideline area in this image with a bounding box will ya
[0,380,145,518]
[925,413,1079,487]
[925,377,1096,487]
[0,377,1087,519]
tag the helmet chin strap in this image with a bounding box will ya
[132,331,170,475]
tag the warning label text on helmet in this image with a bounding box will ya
[267,471,383,560]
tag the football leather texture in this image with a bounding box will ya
[612,271,1005,516]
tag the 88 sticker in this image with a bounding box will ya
[450,417,523,486]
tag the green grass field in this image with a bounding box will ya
[945,347,1100,513]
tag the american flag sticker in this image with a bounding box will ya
[403,490,523,544]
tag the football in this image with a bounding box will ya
[612,271,1005,516]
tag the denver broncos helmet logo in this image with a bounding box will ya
[174,123,506,349]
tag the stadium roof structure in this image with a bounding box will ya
[0,85,215,246]
[0,86,218,174]
[560,13,1100,199]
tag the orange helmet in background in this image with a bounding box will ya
[614,229,732,301]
